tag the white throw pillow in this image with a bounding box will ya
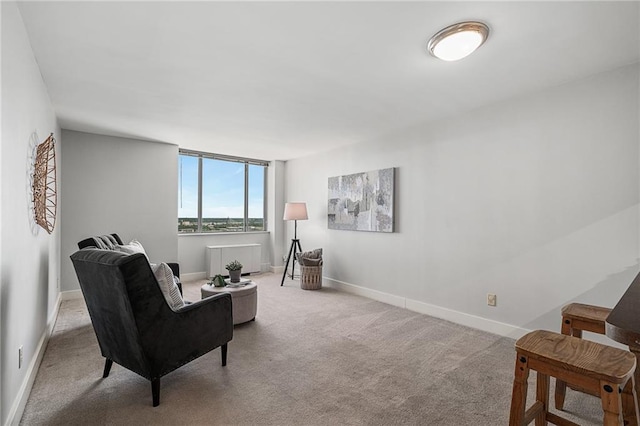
[151,262,185,311]
[114,239,148,260]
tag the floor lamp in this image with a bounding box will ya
[281,202,308,286]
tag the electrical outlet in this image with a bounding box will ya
[19,346,23,369]
[487,293,497,307]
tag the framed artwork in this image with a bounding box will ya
[327,167,394,232]
[32,133,57,234]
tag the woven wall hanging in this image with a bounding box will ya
[32,133,57,234]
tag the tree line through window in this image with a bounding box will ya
[178,150,267,233]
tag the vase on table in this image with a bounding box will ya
[229,269,242,283]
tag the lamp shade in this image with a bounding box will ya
[283,202,308,221]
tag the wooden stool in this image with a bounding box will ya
[560,303,611,337]
[556,303,613,409]
[509,330,638,426]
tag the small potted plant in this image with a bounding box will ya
[209,274,226,288]
[225,260,243,283]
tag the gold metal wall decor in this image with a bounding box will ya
[32,133,57,234]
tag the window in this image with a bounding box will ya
[178,150,268,233]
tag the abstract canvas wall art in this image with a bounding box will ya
[327,168,395,232]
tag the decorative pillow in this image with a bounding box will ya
[93,235,119,250]
[151,262,185,311]
[114,239,148,260]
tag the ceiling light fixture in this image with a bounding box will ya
[427,21,489,61]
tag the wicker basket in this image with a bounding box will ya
[300,264,322,290]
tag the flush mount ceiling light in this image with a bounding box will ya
[427,21,489,61]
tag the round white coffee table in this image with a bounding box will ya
[201,281,257,325]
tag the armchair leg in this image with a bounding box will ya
[103,358,113,378]
[151,378,160,407]
[221,344,228,367]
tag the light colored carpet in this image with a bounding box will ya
[21,273,603,425]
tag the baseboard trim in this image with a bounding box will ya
[270,265,284,274]
[61,289,83,300]
[324,277,529,339]
[5,292,62,426]
[260,262,271,273]
[324,277,406,308]
[405,299,528,339]
[181,271,207,281]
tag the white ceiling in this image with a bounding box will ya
[16,1,640,161]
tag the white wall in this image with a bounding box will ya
[268,160,286,270]
[60,130,178,292]
[285,63,640,337]
[1,2,61,424]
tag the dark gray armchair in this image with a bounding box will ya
[70,248,233,406]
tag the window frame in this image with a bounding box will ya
[178,149,268,234]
